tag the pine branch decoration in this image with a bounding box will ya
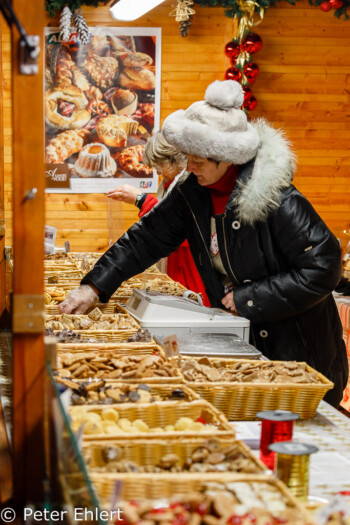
[46,0,99,17]
[193,0,350,19]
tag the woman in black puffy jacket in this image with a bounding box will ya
[60,80,348,407]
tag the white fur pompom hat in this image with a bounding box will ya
[162,80,260,165]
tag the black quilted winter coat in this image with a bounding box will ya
[82,121,348,406]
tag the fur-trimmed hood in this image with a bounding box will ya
[232,119,296,226]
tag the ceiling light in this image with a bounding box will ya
[110,0,166,21]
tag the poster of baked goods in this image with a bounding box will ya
[44,27,161,193]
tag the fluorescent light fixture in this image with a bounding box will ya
[110,0,166,21]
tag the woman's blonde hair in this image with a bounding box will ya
[143,130,187,170]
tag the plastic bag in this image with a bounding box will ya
[107,196,124,247]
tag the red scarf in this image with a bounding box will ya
[207,164,238,215]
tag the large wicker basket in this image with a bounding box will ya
[56,330,142,343]
[44,276,82,286]
[45,301,131,315]
[46,312,139,328]
[71,399,233,440]
[65,383,199,405]
[83,436,265,473]
[179,357,333,420]
[56,350,182,383]
[56,342,162,355]
[67,473,313,519]
[47,312,140,343]
[44,260,80,271]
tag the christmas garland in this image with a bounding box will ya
[194,0,349,19]
[193,0,348,111]
[46,0,99,18]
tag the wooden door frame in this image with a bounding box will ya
[0,15,6,323]
[11,0,46,507]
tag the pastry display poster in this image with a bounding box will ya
[44,27,161,193]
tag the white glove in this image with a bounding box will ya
[58,284,99,314]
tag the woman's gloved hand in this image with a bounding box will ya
[58,284,99,314]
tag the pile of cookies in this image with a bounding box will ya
[46,307,138,331]
[70,383,190,405]
[120,482,308,525]
[44,287,68,305]
[90,439,261,475]
[70,407,218,436]
[180,358,321,384]
[55,352,180,381]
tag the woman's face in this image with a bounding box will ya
[156,161,181,182]
[186,155,231,186]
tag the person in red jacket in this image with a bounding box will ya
[107,131,210,306]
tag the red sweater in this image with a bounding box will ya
[207,164,239,215]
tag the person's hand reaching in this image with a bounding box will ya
[58,284,99,314]
[107,184,139,205]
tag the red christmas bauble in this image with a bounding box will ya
[244,95,258,111]
[329,0,344,7]
[242,86,253,102]
[230,56,238,66]
[242,33,263,54]
[224,41,241,59]
[224,67,242,82]
[244,62,260,79]
[320,0,332,9]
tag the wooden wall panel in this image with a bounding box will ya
[2,0,350,251]
[2,23,12,248]
[252,2,350,247]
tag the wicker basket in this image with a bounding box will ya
[56,350,183,383]
[179,357,334,420]
[47,313,140,343]
[44,273,85,283]
[57,342,162,356]
[69,383,200,406]
[71,399,233,440]
[44,277,82,286]
[46,312,139,327]
[46,301,130,315]
[44,259,79,266]
[63,331,140,343]
[84,436,265,473]
[69,473,313,518]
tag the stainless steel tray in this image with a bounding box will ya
[154,332,261,359]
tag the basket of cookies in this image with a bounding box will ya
[45,307,140,342]
[45,293,130,315]
[53,326,154,345]
[44,259,80,271]
[66,383,199,406]
[68,399,232,440]
[72,474,314,522]
[56,340,160,354]
[178,356,333,420]
[83,436,265,476]
[55,351,183,384]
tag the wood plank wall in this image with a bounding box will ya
[253,5,350,250]
[2,0,350,252]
